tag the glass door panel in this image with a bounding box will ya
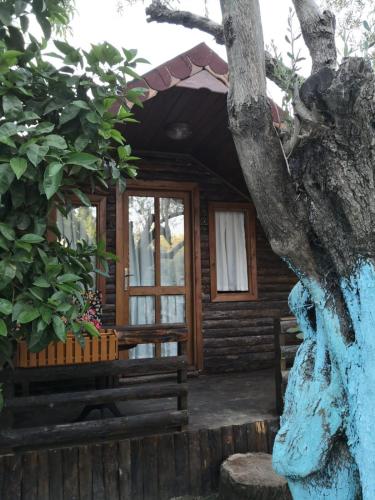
[129,196,155,287]
[119,189,192,362]
[160,198,185,286]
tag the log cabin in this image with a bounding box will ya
[78,42,296,373]
[0,43,299,499]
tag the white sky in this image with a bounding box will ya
[68,0,311,105]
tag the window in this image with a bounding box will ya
[208,202,257,302]
[54,194,107,300]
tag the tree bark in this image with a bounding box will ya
[146,0,375,497]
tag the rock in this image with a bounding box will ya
[219,453,291,500]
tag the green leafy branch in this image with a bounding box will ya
[0,0,145,365]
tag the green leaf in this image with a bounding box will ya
[72,100,90,110]
[0,320,7,337]
[44,134,67,149]
[57,273,82,283]
[3,94,23,118]
[71,188,91,207]
[0,223,15,241]
[18,308,40,324]
[10,157,28,179]
[26,143,49,166]
[59,103,81,125]
[44,162,63,199]
[82,321,99,338]
[0,5,11,26]
[33,277,50,288]
[52,315,66,342]
[20,233,44,244]
[35,122,55,134]
[0,299,12,316]
[0,165,15,194]
[74,135,90,152]
[66,152,99,169]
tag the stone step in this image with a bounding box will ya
[219,453,291,500]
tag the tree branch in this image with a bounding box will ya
[145,0,299,94]
[146,0,224,44]
[292,0,337,74]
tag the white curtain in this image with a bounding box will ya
[215,211,249,291]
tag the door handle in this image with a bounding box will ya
[124,267,134,291]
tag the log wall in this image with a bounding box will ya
[0,418,279,500]
[102,154,297,373]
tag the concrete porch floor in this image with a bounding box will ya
[14,368,277,430]
[119,368,277,431]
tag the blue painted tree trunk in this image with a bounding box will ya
[273,261,375,499]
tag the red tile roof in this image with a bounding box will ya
[127,42,283,125]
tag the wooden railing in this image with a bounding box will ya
[0,328,188,453]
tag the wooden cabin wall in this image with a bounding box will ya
[101,155,297,373]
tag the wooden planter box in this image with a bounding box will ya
[15,329,118,368]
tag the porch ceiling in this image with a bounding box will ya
[120,86,248,193]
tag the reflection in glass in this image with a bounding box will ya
[161,295,185,324]
[160,198,184,286]
[161,294,185,357]
[130,296,155,326]
[57,206,97,286]
[129,196,155,286]
[57,206,97,248]
[129,295,155,359]
[161,342,177,357]
[129,343,155,359]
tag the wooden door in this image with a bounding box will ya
[116,187,195,363]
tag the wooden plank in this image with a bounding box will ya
[131,439,143,500]
[118,441,131,500]
[208,428,223,491]
[2,454,22,500]
[78,446,93,500]
[221,426,234,460]
[0,356,188,383]
[174,431,189,498]
[37,450,49,500]
[142,436,159,500]
[22,452,38,500]
[157,434,175,500]
[0,410,188,451]
[62,448,79,500]
[7,383,188,411]
[103,442,120,500]
[188,431,201,497]
[48,448,63,500]
[91,445,105,500]
[246,420,269,452]
[233,424,248,454]
[199,429,211,495]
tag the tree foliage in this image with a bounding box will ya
[0,0,144,365]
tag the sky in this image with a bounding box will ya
[68,0,311,105]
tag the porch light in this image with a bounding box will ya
[165,121,192,140]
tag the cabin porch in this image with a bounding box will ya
[0,369,278,500]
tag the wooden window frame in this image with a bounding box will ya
[52,194,107,302]
[208,201,257,302]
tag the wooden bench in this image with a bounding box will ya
[0,328,188,452]
[274,317,302,415]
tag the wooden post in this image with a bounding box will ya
[177,340,188,431]
[0,380,14,429]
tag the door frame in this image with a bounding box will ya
[116,179,203,370]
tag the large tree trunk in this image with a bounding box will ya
[147,0,375,497]
[220,1,375,498]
